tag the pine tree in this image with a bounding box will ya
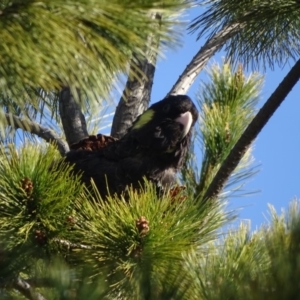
[1,0,300,299]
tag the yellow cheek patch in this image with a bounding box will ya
[132,109,155,129]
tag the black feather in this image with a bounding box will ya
[65,95,199,199]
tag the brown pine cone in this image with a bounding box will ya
[34,229,47,245]
[136,216,150,236]
[70,134,118,151]
[20,177,34,196]
[169,185,187,204]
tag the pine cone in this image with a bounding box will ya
[66,215,76,224]
[169,185,187,204]
[136,216,150,236]
[130,245,143,258]
[34,229,47,245]
[70,134,118,151]
[66,215,76,230]
[20,177,34,196]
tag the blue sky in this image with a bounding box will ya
[150,9,300,229]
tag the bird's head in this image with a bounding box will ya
[130,95,198,155]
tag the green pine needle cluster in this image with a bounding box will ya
[0,143,233,298]
[183,63,263,199]
[68,182,231,296]
[182,199,300,300]
[0,0,188,140]
[0,143,84,277]
[0,0,185,106]
[190,0,300,68]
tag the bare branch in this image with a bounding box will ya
[13,277,47,300]
[111,13,161,139]
[59,87,88,145]
[203,58,300,202]
[53,238,92,250]
[5,113,69,156]
[167,22,245,95]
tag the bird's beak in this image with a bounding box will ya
[175,111,193,137]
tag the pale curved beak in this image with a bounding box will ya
[175,111,193,137]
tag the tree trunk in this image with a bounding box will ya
[111,13,161,139]
[59,87,88,146]
[203,58,300,202]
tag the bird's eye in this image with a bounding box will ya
[162,104,170,113]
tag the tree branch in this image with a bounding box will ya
[53,238,92,250]
[13,277,47,300]
[111,13,161,139]
[59,87,88,145]
[5,113,69,156]
[167,22,245,95]
[203,58,300,202]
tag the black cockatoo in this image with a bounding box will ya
[65,95,199,198]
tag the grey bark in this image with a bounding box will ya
[167,22,245,95]
[53,238,92,250]
[59,87,88,146]
[110,57,156,139]
[13,277,46,300]
[203,58,300,202]
[5,113,69,156]
[111,13,161,139]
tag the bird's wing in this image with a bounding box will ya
[65,148,147,196]
[129,119,184,154]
